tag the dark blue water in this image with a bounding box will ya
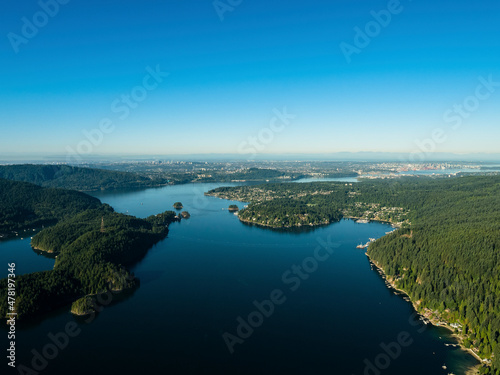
[0,233,54,276]
[4,183,478,375]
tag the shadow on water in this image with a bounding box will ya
[2,235,171,331]
[72,284,140,325]
[88,186,158,198]
[2,285,141,331]
[1,303,74,332]
[133,269,165,285]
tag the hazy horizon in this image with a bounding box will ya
[1,151,500,164]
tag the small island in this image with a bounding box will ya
[228,205,239,212]
[181,211,190,218]
[173,202,183,209]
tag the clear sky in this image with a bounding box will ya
[1,0,499,159]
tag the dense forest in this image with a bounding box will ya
[0,179,177,319]
[366,177,500,374]
[208,176,500,373]
[0,164,168,191]
[0,178,102,234]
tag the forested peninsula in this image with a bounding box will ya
[207,176,500,373]
[206,180,412,228]
[0,178,177,319]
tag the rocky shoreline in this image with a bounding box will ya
[31,245,54,253]
[366,252,483,374]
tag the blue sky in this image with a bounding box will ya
[1,0,499,158]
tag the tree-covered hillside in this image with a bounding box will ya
[0,177,102,234]
[0,164,167,191]
[0,179,177,319]
[366,177,500,374]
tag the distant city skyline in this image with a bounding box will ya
[1,151,500,165]
[1,0,499,157]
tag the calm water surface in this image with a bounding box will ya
[2,182,478,375]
